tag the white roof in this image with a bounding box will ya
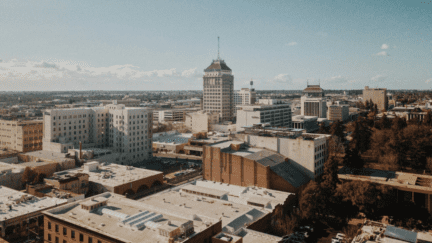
[0,186,67,221]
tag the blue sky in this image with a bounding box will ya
[0,0,431,91]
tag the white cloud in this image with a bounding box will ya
[426,78,432,84]
[381,44,389,49]
[272,74,292,84]
[371,74,387,82]
[375,51,387,56]
[0,58,201,91]
[287,42,297,46]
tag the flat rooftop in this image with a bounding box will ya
[339,167,432,193]
[0,162,25,173]
[138,181,274,233]
[44,193,209,243]
[55,163,162,187]
[153,133,193,144]
[0,186,67,221]
[24,150,70,162]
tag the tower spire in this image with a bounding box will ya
[217,36,220,60]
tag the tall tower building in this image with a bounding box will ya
[202,38,234,122]
[300,84,327,118]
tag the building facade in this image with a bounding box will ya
[202,141,310,193]
[203,59,234,122]
[0,119,43,152]
[327,105,350,121]
[42,104,153,164]
[234,88,256,116]
[236,100,292,131]
[301,84,327,118]
[363,86,388,112]
[185,111,220,133]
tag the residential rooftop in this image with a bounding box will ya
[44,192,210,243]
[54,162,162,188]
[0,186,67,221]
[153,132,193,145]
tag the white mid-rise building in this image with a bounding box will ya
[234,88,256,116]
[236,99,292,131]
[42,104,153,164]
[185,110,219,133]
[301,84,327,118]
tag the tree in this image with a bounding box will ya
[391,116,407,132]
[318,122,329,134]
[329,121,345,144]
[299,182,326,220]
[321,155,339,192]
[423,110,432,126]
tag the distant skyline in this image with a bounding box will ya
[0,0,431,91]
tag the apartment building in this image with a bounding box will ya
[363,86,388,112]
[42,104,153,164]
[236,99,292,131]
[0,119,43,152]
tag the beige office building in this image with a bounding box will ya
[203,58,234,122]
[327,105,349,121]
[0,119,43,152]
[363,86,388,111]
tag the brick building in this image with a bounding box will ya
[0,186,67,242]
[43,192,222,243]
[203,141,310,193]
[44,172,89,195]
[0,119,43,152]
[52,161,164,196]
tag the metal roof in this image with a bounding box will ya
[384,225,417,243]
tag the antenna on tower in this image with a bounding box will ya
[217,36,220,60]
[250,79,254,90]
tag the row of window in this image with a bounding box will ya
[47,222,102,243]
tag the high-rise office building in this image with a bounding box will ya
[363,86,388,112]
[203,58,234,122]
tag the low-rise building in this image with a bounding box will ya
[291,115,319,132]
[185,111,220,133]
[44,172,89,195]
[236,100,291,131]
[53,161,164,196]
[203,140,310,193]
[43,192,221,243]
[26,183,85,202]
[0,119,43,152]
[0,186,67,242]
[327,105,349,122]
[152,131,193,154]
[236,125,330,180]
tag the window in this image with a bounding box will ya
[63,227,67,235]
[80,233,84,241]
[55,237,59,243]
[88,237,93,243]
[63,240,67,243]
[71,230,75,239]
[48,234,52,241]
[55,224,59,232]
[48,222,51,230]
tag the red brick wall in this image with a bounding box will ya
[44,215,125,243]
[246,213,272,232]
[184,220,222,243]
[113,173,164,195]
[203,146,271,188]
[269,170,302,193]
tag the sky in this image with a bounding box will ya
[0,0,431,91]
